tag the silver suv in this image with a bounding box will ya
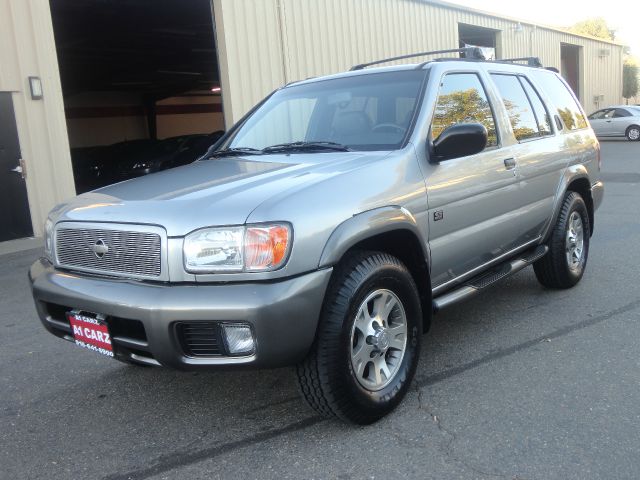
[30,50,604,424]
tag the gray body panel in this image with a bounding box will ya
[30,258,332,368]
[30,60,603,369]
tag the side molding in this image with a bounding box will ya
[318,206,428,268]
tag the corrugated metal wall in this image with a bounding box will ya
[214,0,624,125]
[0,0,75,237]
[0,0,623,240]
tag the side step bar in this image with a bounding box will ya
[432,245,548,313]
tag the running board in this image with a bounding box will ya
[432,245,548,313]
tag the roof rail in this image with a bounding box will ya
[500,57,544,67]
[350,46,487,71]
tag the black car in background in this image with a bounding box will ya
[71,131,224,193]
[117,132,224,179]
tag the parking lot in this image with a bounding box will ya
[1,140,639,480]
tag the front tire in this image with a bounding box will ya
[534,191,590,289]
[626,125,640,141]
[296,251,422,424]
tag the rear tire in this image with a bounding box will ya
[626,125,640,141]
[296,251,422,424]
[534,191,590,289]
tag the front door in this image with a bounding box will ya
[0,93,33,241]
[426,71,521,289]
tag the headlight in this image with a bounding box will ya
[184,227,244,272]
[183,224,291,273]
[44,219,54,260]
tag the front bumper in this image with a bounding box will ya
[29,258,332,369]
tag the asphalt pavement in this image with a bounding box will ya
[1,139,639,480]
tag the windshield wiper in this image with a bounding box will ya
[204,147,263,159]
[262,141,351,153]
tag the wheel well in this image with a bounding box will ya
[342,230,432,331]
[626,124,640,137]
[567,178,594,235]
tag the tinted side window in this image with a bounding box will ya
[533,71,588,131]
[491,74,541,141]
[519,77,552,136]
[614,108,631,118]
[431,73,498,147]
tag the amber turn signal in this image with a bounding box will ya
[244,224,291,271]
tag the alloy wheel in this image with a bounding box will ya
[565,211,584,271]
[349,289,407,391]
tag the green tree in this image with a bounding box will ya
[432,90,541,144]
[623,59,639,104]
[569,18,615,41]
[432,89,497,145]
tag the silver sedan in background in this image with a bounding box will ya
[588,106,640,141]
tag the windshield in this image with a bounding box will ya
[224,70,427,152]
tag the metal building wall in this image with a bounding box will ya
[214,0,624,125]
[212,0,288,127]
[0,0,75,237]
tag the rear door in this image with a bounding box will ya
[489,73,563,243]
[425,71,522,288]
[611,108,633,136]
[0,93,33,241]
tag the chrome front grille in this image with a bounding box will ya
[55,225,162,278]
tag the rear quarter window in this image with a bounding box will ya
[532,71,588,131]
[613,108,632,118]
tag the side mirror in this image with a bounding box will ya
[432,123,488,161]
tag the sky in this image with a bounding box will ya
[446,0,639,56]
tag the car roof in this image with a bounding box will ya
[600,105,640,110]
[290,59,545,88]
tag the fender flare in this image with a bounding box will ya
[318,206,429,268]
[542,165,594,241]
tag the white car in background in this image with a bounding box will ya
[588,106,640,141]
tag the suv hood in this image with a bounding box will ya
[54,152,388,236]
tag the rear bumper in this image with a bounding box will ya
[29,258,332,370]
[591,180,604,211]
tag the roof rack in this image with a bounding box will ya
[500,57,543,67]
[350,46,487,71]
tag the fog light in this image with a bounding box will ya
[222,324,255,355]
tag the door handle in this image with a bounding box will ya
[9,159,26,179]
[503,158,517,170]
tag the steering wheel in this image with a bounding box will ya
[372,123,406,134]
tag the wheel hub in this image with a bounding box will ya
[369,327,390,353]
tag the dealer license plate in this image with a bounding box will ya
[67,311,114,358]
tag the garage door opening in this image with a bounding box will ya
[458,23,499,59]
[50,0,224,193]
[561,43,581,100]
